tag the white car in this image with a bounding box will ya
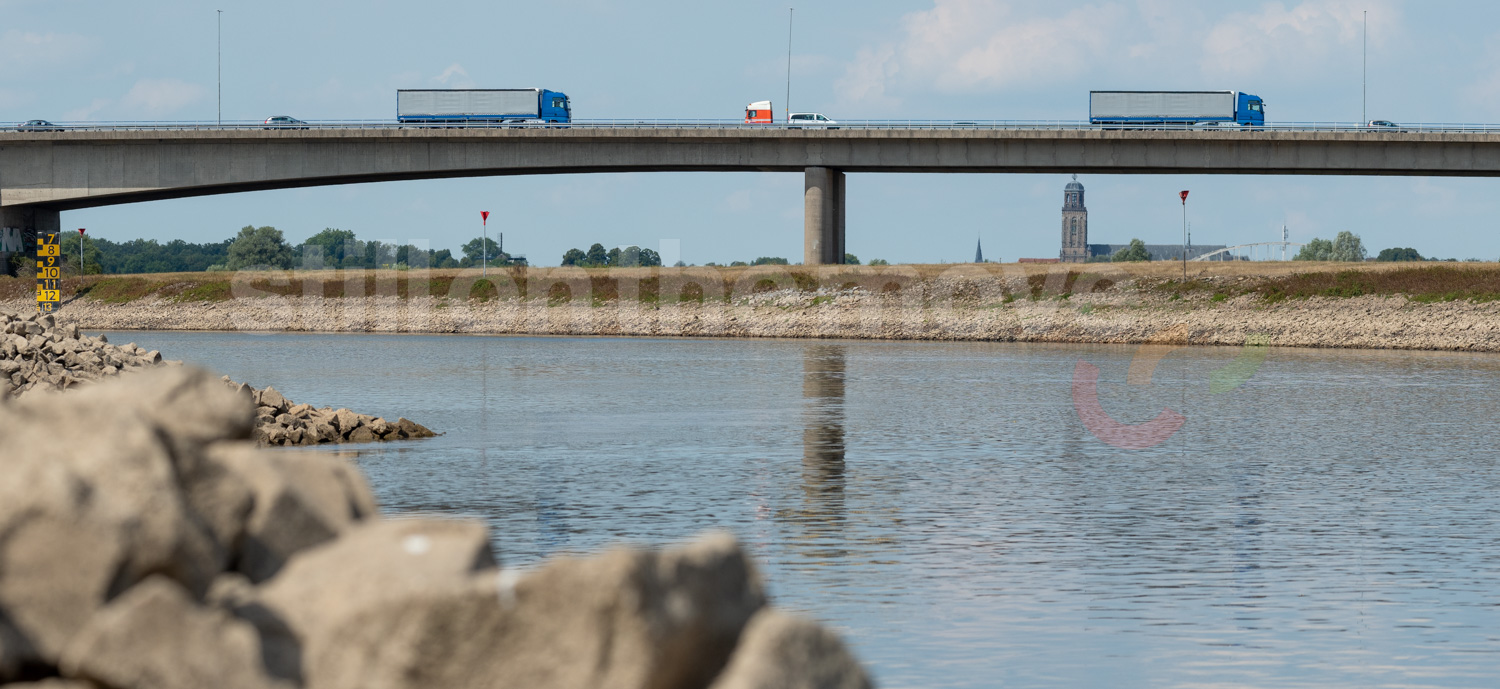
[788,112,838,129]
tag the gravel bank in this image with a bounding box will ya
[9,285,1500,352]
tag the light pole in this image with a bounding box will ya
[785,8,793,123]
[1179,190,1189,279]
[1362,10,1367,124]
[217,9,223,126]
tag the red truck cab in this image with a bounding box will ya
[744,101,773,124]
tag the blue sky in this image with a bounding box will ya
[4,0,1499,264]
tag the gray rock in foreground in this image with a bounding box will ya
[0,367,250,671]
[59,576,291,689]
[0,366,872,688]
[709,610,873,689]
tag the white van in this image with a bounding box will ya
[788,112,838,129]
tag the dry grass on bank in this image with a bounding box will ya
[4,261,1499,305]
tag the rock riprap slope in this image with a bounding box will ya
[232,379,434,447]
[0,310,433,446]
[0,367,872,689]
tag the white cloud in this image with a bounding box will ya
[1464,32,1500,112]
[836,0,1404,110]
[836,0,1128,105]
[63,97,111,121]
[839,45,900,106]
[1201,0,1399,79]
[0,30,95,77]
[432,63,475,88]
[119,78,206,117]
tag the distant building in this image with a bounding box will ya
[974,238,984,263]
[1059,176,1089,263]
[1055,176,1231,262]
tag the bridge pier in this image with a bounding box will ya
[803,167,845,265]
[1,206,57,278]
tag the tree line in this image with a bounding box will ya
[45,234,234,275]
[18,226,533,275]
[224,227,525,271]
[1293,232,1367,261]
[1100,232,1455,263]
[561,243,663,267]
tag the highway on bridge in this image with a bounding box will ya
[5,120,1500,265]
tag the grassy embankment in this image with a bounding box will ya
[4,262,1500,306]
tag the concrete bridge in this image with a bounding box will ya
[4,126,1500,268]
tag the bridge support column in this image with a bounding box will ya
[803,167,845,265]
[2,206,59,277]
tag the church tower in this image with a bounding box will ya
[1059,175,1089,263]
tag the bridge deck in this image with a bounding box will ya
[5,127,1500,211]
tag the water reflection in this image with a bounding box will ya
[800,344,847,529]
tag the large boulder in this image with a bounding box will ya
[707,611,873,689]
[59,576,289,689]
[208,446,378,583]
[278,531,765,689]
[483,531,766,689]
[0,367,252,675]
[249,518,497,683]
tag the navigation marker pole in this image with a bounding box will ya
[1179,190,1189,280]
[78,228,86,278]
[481,211,490,279]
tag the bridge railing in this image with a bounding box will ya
[12,119,1500,133]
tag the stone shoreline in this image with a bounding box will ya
[9,285,1500,353]
[1,309,435,446]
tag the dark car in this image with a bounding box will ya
[263,116,309,130]
[17,119,63,132]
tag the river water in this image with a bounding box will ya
[103,331,1500,689]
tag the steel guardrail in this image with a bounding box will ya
[9,119,1500,133]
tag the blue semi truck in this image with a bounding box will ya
[397,89,571,125]
[1089,91,1265,127]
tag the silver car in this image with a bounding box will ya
[17,119,63,132]
[263,115,309,130]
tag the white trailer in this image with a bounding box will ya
[397,89,571,124]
